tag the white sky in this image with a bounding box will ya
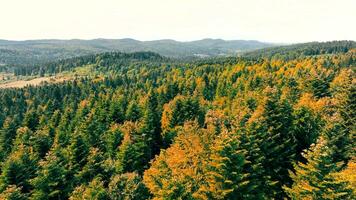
[0,0,355,43]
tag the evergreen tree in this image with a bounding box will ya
[116,122,151,174]
[108,173,150,200]
[69,177,109,200]
[0,185,28,200]
[125,100,142,122]
[30,148,69,200]
[0,145,38,195]
[202,131,250,199]
[247,88,297,198]
[141,90,162,157]
[284,137,354,199]
[0,117,18,161]
[76,148,112,184]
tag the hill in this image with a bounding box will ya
[243,40,356,60]
[0,38,273,68]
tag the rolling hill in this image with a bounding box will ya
[0,38,273,68]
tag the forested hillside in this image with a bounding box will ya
[0,38,272,70]
[0,42,355,199]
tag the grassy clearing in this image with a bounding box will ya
[0,65,94,89]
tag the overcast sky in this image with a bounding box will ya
[0,0,355,43]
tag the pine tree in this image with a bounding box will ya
[292,106,321,162]
[247,88,297,198]
[67,133,89,172]
[0,117,18,161]
[161,95,204,145]
[201,131,249,199]
[30,148,69,200]
[69,177,109,200]
[76,148,112,184]
[236,128,271,199]
[0,185,28,200]
[22,109,39,131]
[284,137,354,199]
[104,124,123,159]
[141,90,162,157]
[116,122,151,174]
[143,122,215,199]
[108,172,150,200]
[125,100,142,122]
[0,145,38,195]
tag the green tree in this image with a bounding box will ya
[108,172,150,200]
[284,137,354,199]
[0,145,38,195]
[0,117,18,161]
[247,88,297,198]
[69,177,109,200]
[0,185,28,200]
[30,148,69,200]
[117,122,151,174]
[125,100,142,122]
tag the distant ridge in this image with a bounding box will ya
[0,38,274,66]
[242,40,356,60]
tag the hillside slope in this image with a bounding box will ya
[0,38,272,67]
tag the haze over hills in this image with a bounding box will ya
[0,38,274,66]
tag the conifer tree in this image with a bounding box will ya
[30,148,69,200]
[0,185,28,200]
[143,122,215,199]
[108,172,150,200]
[0,145,38,195]
[0,117,18,161]
[292,106,321,162]
[284,137,354,199]
[202,131,249,199]
[141,90,162,157]
[117,122,151,174]
[104,124,123,159]
[247,88,297,198]
[125,100,142,122]
[76,148,112,184]
[69,177,109,200]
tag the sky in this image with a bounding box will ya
[0,0,355,43]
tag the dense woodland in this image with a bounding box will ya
[0,38,271,71]
[0,41,355,199]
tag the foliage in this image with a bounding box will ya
[0,42,354,199]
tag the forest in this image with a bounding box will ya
[0,41,355,199]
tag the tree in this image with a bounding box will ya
[108,173,150,200]
[22,109,39,131]
[125,100,142,122]
[104,124,123,159]
[292,106,321,162]
[116,122,151,174]
[0,145,38,195]
[143,122,215,199]
[141,90,162,157]
[284,137,354,199]
[30,148,69,200]
[0,185,28,200]
[161,95,204,145]
[69,177,109,200]
[67,133,89,172]
[247,88,297,198]
[76,148,111,184]
[201,131,250,199]
[0,117,18,161]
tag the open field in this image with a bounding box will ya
[0,65,93,89]
[0,76,70,88]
